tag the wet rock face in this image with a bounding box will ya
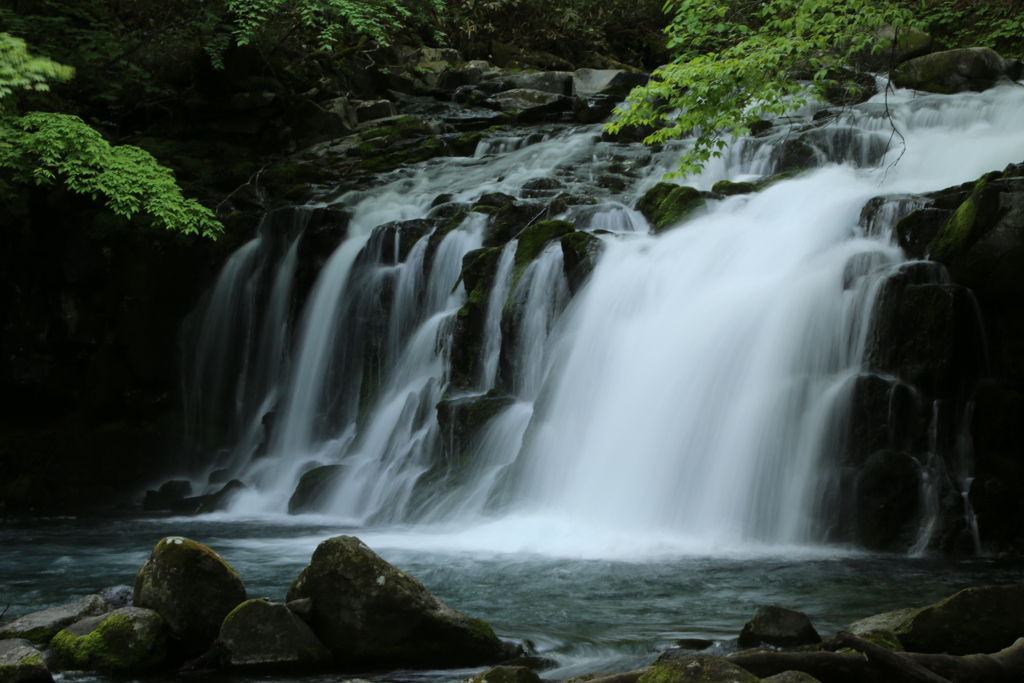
[854,450,921,550]
[219,599,331,670]
[49,607,168,673]
[288,465,344,514]
[0,595,110,645]
[737,606,821,649]
[635,183,706,234]
[132,537,247,653]
[285,535,507,668]
[892,47,1023,94]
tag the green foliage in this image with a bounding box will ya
[0,32,74,104]
[0,112,221,238]
[911,0,1024,55]
[607,0,921,177]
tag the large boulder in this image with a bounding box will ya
[285,535,508,668]
[848,585,1024,655]
[509,72,574,96]
[487,89,573,121]
[637,653,759,683]
[737,606,821,649]
[49,607,168,673]
[133,537,247,653]
[892,48,1023,94]
[573,68,649,98]
[0,595,110,645]
[0,639,52,683]
[219,599,331,671]
[288,465,343,514]
[636,183,706,234]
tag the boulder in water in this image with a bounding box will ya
[737,606,821,649]
[894,207,952,259]
[49,607,168,673]
[486,89,573,121]
[636,183,705,233]
[848,585,1024,655]
[638,652,759,683]
[711,180,758,196]
[0,639,52,683]
[510,72,574,96]
[892,47,1023,94]
[285,535,508,668]
[560,231,605,294]
[0,595,110,645]
[133,537,247,653]
[219,599,331,671]
[288,465,344,514]
[573,68,648,98]
[463,666,542,683]
[513,220,575,283]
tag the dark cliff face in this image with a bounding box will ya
[0,188,227,512]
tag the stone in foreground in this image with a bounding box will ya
[761,672,822,682]
[0,595,109,645]
[286,535,508,668]
[49,607,168,673]
[637,652,759,683]
[848,584,1024,655]
[738,606,821,649]
[0,639,52,683]
[219,599,331,671]
[133,536,247,653]
[463,665,541,683]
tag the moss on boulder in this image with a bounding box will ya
[711,180,758,196]
[560,231,605,294]
[219,599,331,671]
[285,535,507,668]
[892,48,1023,94]
[49,607,168,673]
[463,665,541,683]
[0,639,52,683]
[637,653,759,683]
[133,537,247,653]
[635,183,705,234]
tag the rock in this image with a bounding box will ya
[143,480,192,511]
[463,665,541,683]
[356,100,398,123]
[487,89,573,121]
[219,599,331,671]
[711,180,758,196]
[854,450,921,550]
[849,628,904,652]
[448,247,507,390]
[286,598,312,618]
[95,586,132,610]
[280,100,359,148]
[439,68,483,90]
[509,72,574,96]
[676,638,715,650]
[573,69,649,98]
[288,465,343,514]
[169,479,247,514]
[894,207,952,259]
[636,183,706,233]
[772,137,820,173]
[575,94,621,124]
[0,595,110,645]
[0,639,51,683]
[761,673,822,683]
[49,607,167,673]
[521,177,565,199]
[514,220,575,283]
[285,535,507,668]
[484,200,548,248]
[848,585,1024,655]
[737,606,821,649]
[436,394,516,458]
[133,536,247,653]
[638,652,759,683]
[892,47,1023,94]
[850,25,933,72]
[560,231,605,294]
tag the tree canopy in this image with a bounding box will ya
[606,0,921,177]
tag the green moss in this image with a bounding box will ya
[635,183,705,233]
[512,220,575,286]
[711,180,758,196]
[930,190,978,263]
[356,137,445,173]
[52,613,166,672]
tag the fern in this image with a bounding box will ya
[0,112,222,239]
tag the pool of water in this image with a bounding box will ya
[3,514,1022,683]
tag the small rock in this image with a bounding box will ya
[95,586,132,610]
[50,607,168,673]
[133,536,247,654]
[463,665,541,683]
[0,639,52,683]
[737,606,821,649]
[0,595,109,645]
[639,652,759,683]
[219,599,331,671]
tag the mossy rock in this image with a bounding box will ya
[286,535,507,668]
[638,653,759,683]
[513,220,575,285]
[0,596,110,645]
[560,231,605,294]
[635,183,705,234]
[0,639,52,683]
[892,48,1022,94]
[711,180,758,196]
[738,606,821,649]
[436,394,516,456]
[463,665,541,683]
[356,137,446,173]
[219,599,331,671]
[133,537,247,654]
[851,628,904,652]
[288,465,343,514]
[449,247,506,390]
[50,607,168,673]
[894,208,952,260]
[484,201,548,248]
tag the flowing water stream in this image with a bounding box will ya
[4,83,1024,682]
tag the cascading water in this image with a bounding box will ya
[181,83,1024,556]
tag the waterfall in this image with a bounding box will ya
[180,84,1024,553]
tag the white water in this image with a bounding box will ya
[181,84,1024,558]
